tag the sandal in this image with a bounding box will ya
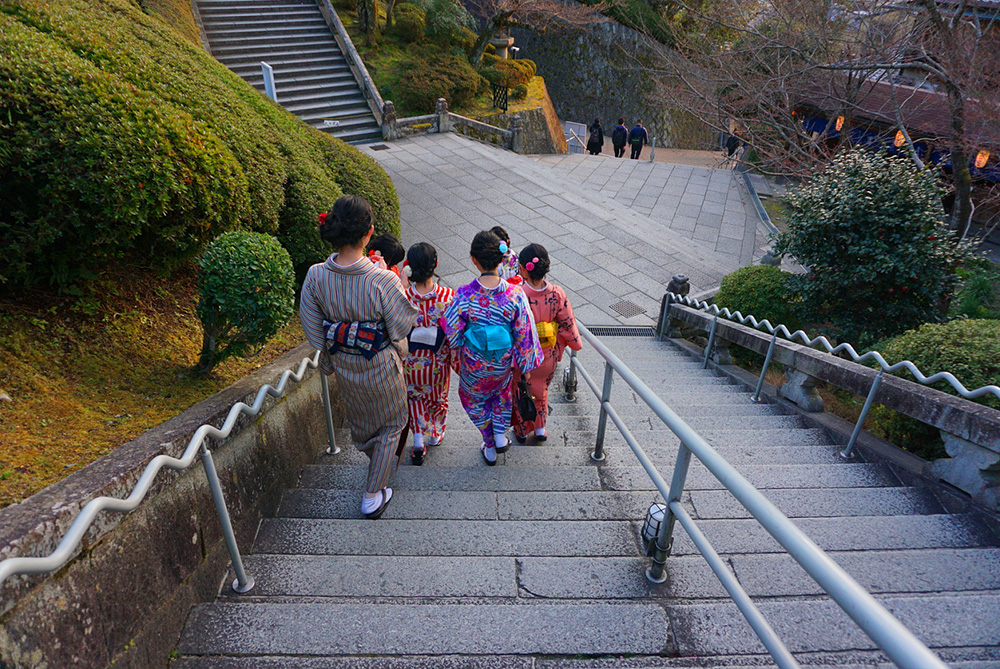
[411,447,426,466]
[362,487,393,519]
[481,443,497,466]
[495,434,511,454]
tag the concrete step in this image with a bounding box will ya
[667,593,1000,656]
[257,79,365,98]
[504,443,857,467]
[215,47,343,66]
[204,27,331,44]
[178,601,669,656]
[298,463,602,491]
[319,125,383,144]
[211,39,337,58]
[281,99,370,117]
[689,486,944,519]
[604,462,900,492]
[203,20,328,36]
[253,518,638,556]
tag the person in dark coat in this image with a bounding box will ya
[628,120,648,159]
[586,118,604,155]
[611,117,628,158]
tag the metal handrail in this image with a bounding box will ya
[0,352,338,593]
[666,291,1000,403]
[566,324,948,669]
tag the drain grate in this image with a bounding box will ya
[610,300,647,318]
[588,326,656,337]
[370,144,391,151]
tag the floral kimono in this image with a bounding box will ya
[443,278,542,447]
[404,283,457,444]
[498,250,520,281]
[512,281,582,438]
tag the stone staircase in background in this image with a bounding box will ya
[173,335,1000,667]
[195,0,382,144]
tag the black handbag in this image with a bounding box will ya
[516,376,537,423]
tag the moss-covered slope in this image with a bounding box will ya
[0,0,398,289]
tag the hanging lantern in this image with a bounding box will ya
[894,130,906,148]
[975,149,990,169]
[835,116,845,131]
[641,503,667,556]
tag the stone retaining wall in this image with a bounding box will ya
[0,343,340,669]
[478,78,569,154]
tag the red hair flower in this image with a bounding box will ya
[317,212,328,228]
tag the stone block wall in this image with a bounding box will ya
[478,78,569,154]
[0,343,342,669]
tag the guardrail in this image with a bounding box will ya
[564,324,948,669]
[733,161,779,236]
[659,291,1000,457]
[0,352,339,592]
[381,98,522,152]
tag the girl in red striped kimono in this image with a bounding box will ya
[511,243,583,443]
[300,196,418,519]
[403,243,457,465]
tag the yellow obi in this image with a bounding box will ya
[535,320,558,349]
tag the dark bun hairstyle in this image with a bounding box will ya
[406,242,438,284]
[367,233,405,267]
[489,225,510,245]
[519,243,550,281]
[319,195,374,249]
[471,230,504,271]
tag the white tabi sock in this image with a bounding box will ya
[535,427,546,437]
[412,432,424,451]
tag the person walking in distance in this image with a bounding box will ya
[611,117,628,158]
[300,196,418,519]
[586,118,605,156]
[628,120,648,160]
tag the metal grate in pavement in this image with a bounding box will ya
[609,300,647,318]
[588,326,656,337]
[370,144,391,151]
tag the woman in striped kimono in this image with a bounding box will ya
[300,195,418,519]
[443,230,543,465]
[402,242,457,465]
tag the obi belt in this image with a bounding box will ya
[323,319,390,359]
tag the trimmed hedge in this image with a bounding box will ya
[393,3,426,42]
[0,0,399,289]
[388,48,485,111]
[480,55,537,88]
[871,319,1000,459]
[713,265,800,332]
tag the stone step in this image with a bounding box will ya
[215,47,342,66]
[319,125,382,144]
[211,39,337,58]
[666,593,1000,656]
[198,4,320,15]
[254,78,364,97]
[669,513,997,556]
[204,28,332,45]
[282,98,371,117]
[689,486,943,519]
[298,463,602,491]
[201,16,328,29]
[199,8,322,21]
[253,518,638,556]
[235,62,352,80]
[504,443,856,467]
[603,462,900,492]
[203,20,328,37]
[177,602,669,657]
[197,0,317,5]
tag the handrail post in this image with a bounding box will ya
[753,332,779,402]
[592,361,614,462]
[647,441,692,583]
[703,314,718,369]
[200,442,255,593]
[841,370,884,459]
[320,374,341,455]
[563,349,578,402]
[656,293,671,341]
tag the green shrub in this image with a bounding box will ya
[389,49,484,112]
[950,257,1000,320]
[511,83,528,100]
[393,3,426,42]
[870,319,1000,460]
[713,265,800,332]
[479,58,536,88]
[410,0,476,48]
[773,150,972,346]
[195,232,295,375]
[0,0,399,291]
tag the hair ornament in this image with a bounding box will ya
[499,242,508,254]
[317,212,328,228]
[525,256,540,272]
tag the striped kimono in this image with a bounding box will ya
[300,255,418,494]
[443,278,543,447]
[404,283,457,443]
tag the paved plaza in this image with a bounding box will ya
[361,134,771,326]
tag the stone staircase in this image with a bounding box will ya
[173,335,1000,667]
[195,0,382,143]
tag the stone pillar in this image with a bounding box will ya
[381,100,398,141]
[777,368,824,412]
[436,98,452,133]
[709,337,734,365]
[510,114,523,153]
[490,34,515,59]
[666,274,690,299]
[930,432,1000,509]
[759,248,782,267]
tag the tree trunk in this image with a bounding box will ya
[358,0,379,45]
[193,331,218,376]
[386,0,395,29]
[945,85,973,239]
[470,14,509,66]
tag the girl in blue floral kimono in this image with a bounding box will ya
[443,230,543,465]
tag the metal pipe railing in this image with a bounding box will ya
[0,352,330,593]
[568,323,948,669]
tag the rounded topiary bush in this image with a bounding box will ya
[870,319,1000,459]
[511,83,528,100]
[195,231,295,375]
[713,265,800,331]
[393,3,426,43]
[479,58,536,89]
[390,50,483,113]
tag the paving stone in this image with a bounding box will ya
[179,602,670,656]
[519,556,728,599]
[253,518,639,556]
[278,489,498,520]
